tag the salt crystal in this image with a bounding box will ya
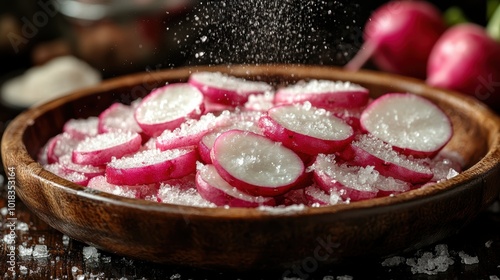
[38,236,45,244]
[18,245,33,256]
[458,251,479,265]
[82,246,100,261]
[406,244,454,275]
[381,256,406,267]
[322,276,334,280]
[16,222,29,231]
[485,240,493,248]
[75,131,138,152]
[257,204,305,214]
[336,276,353,280]
[32,244,49,258]
[19,265,28,275]
[279,80,366,95]
[0,207,7,216]
[490,276,500,280]
[170,273,182,280]
[108,148,190,169]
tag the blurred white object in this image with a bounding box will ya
[1,56,101,108]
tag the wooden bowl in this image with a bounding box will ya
[3,65,500,271]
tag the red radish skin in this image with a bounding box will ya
[106,148,197,185]
[63,117,99,140]
[347,134,433,184]
[189,71,273,106]
[134,83,205,137]
[88,175,159,199]
[426,24,500,111]
[259,103,354,155]
[72,132,142,166]
[345,1,446,79]
[360,93,453,158]
[47,133,81,164]
[274,80,369,109]
[196,164,275,207]
[211,130,305,197]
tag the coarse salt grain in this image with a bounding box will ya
[108,148,190,169]
[279,80,366,95]
[458,251,479,265]
[32,244,49,258]
[75,131,138,152]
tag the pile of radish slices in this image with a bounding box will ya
[38,71,462,208]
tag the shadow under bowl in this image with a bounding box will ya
[2,64,500,271]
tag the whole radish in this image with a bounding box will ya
[345,1,446,79]
[426,23,500,111]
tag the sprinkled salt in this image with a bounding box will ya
[170,273,182,280]
[62,235,70,246]
[458,251,479,265]
[63,117,99,139]
[257,204,306,214]
[406,244,454,275]
[82,246,100,261]
[18,245,33,257]
[32,244,50,258]
[108,148,190,169]
[157,178,215,208]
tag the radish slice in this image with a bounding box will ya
[156,175,216,207]
[348,134,434,184]
[244,92,275,111]
[58,154,105,179]
[47,132,81,164]
[72,132,142,166]
[63,117,99,140]
[98,102,143,134]
[134,83,205,137]
[196,164,275,207]
[106,148,197,185]
[211,130,305,197]
[304,184,344,206]
[156,112,231,150]
[274,80,369,109]
[360,93,453,158]
[87,175,158,199]
[44,163,89,186]
[188,71,273,106]
[259,102,354,155]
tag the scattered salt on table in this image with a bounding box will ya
[32,244,49,258]
[83,246,100,261]
[458,251,479,265]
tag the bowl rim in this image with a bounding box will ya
[3,64,500,220]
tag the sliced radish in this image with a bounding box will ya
[310,154,379,201]
[72,132,142,166]
[98,102,143,134]
[47,132,81,164]
[360,93,453,158]
[155,112,231,150]
[106,148,197,185]
[63,117,99,140]
[429,150,463,182]
[348,134,434,184]
[134,83,205,137]
[259,102,354,155]
[211,130,305,197]
[198,119,262,164]
[44,163,89,186]
[59,154,105,179]
[196,164,275,207]
[304,184,344,206]
[87,175,158,199]
[274,80,369,109]
[188,71,273,106]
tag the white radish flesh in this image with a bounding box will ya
[44,163,89,186]
[259,102,354,155]
[63,117,99,140]
[134,83,205,137]
[360,93,453,158]
[274,80,369,109]
[211,130,305,197]
[98,102,142,134]
[189,71,273,106]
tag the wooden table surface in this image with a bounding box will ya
[0,179,499,280]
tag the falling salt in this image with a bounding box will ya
[170,274,182,280]
[1,207,8,216]
[109,148,190,169]
[157,178,215,208]
[381,256,406,267]
[19,265,28,275]
[32,244,49,258]
[16,222,29,231]
[485,240,493,248]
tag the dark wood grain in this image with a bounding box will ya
[2,64,500,272]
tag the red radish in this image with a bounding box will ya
[98,102,143,134]
[72,132,142,166]
[196,164,275,207]
[155,112,230,150]
[304,184,344,206]
[274,80,369,109]
[360,93,452,158]
[134,83,205,137]
[426,23,500,111]
[58,154,105,179]
[189,71,273,106]
[258,103,354,155]
[87,175,158,199]
[44,163,89,186]
[280,188,309,206]
[106,148,197,185]
[345,1,446,78]
[347,134,433,184]
[47,132,81,164]
[211,130,305,197]
[63,117,99,140]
